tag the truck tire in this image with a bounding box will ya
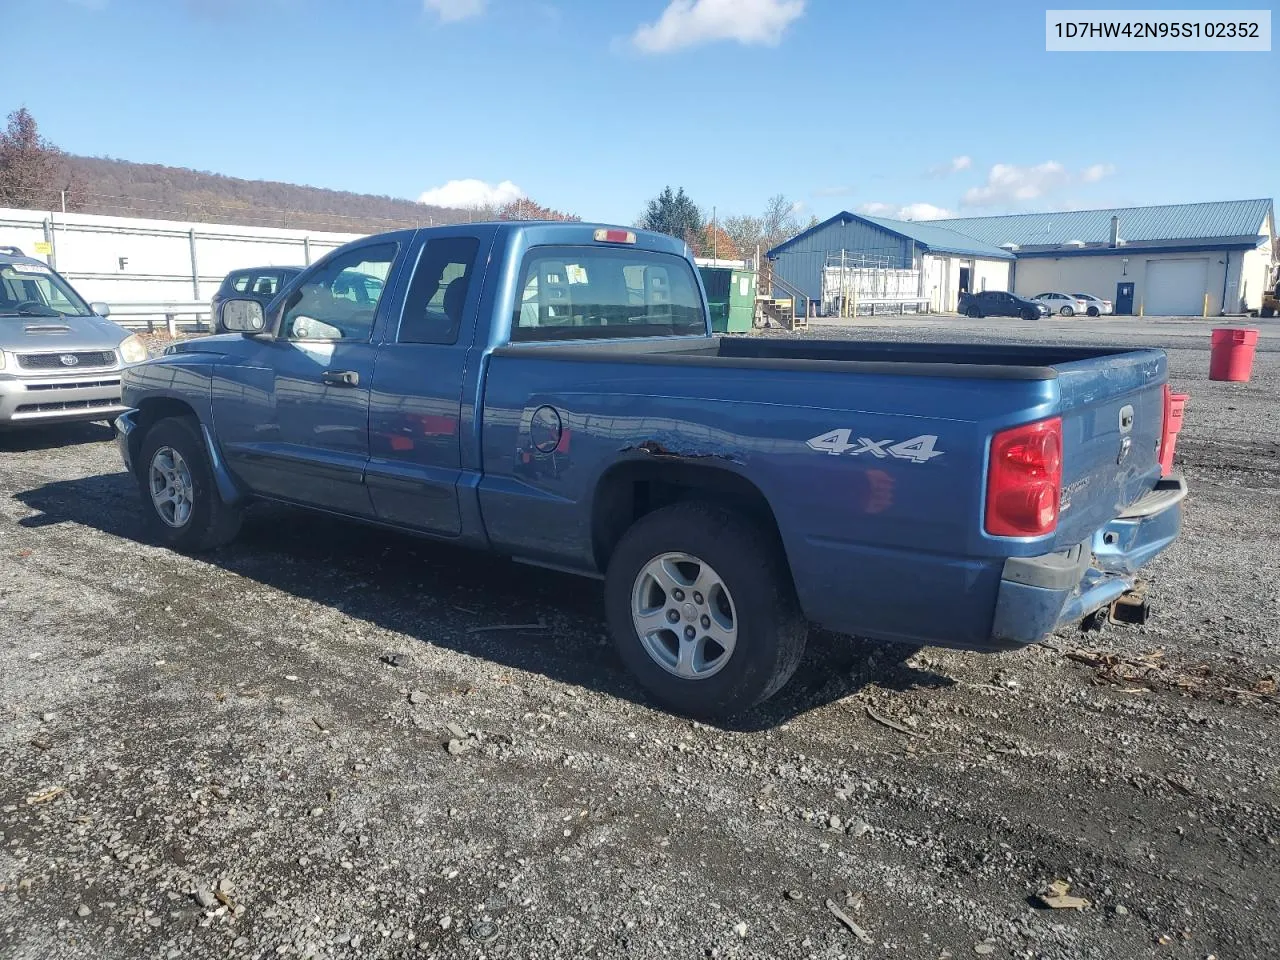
[135,416,242,552]
[604,502,807,719]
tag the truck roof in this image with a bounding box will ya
[409,221,693,259]
[497,220,686,246]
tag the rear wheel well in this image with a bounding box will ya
[130,398,200,472]
[592,461,789,575]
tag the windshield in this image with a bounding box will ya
[512,245,706,342]
[0,262,93,318]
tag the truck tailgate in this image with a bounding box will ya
[1052,348,1167,548]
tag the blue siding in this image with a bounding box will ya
[770,218,912,301]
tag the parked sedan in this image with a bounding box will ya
[0,249,147,428]
[1073,293,1114,317]
[210,265,304,333]
[1034,292,1091,317]
[958,290,1050,321]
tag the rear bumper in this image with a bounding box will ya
[0,373,127,427]
[989,475,1186,647]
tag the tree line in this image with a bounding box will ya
[0,108,575,234]
[637,186,816,264]
[2,108,812,257]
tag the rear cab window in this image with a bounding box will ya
[511,245,705,342]
[398,236,481,345]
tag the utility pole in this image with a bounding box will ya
[60,187,68,214]
[712,205,717,261]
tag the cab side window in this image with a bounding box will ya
[280,243,397,342]
[398,237,481,345]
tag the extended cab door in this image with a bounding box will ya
[211,238,405,516]
[364,228,492,536]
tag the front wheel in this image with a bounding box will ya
[605,503,807,718]
[966,306,982,318]
[136,416,242,551]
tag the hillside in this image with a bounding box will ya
[61,155,469,234]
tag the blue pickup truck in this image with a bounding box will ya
[115,222,1185,717]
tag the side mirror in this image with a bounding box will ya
[90,301,111,317]
[221,298,267,334]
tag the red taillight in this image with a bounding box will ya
[594,228,636,244]
[985,416,1062,537]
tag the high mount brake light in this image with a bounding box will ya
[593,228,636,244]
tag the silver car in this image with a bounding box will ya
[0,248,147,428]
[1073,293,1114,317]
[1033,292,1092,317]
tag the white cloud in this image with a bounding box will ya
[928,155,972,177]
[418,178,524,209]
[631,0,805,54]
[962,162,1069,207]
[424,0,485,23]
[857,201,953,221]
[961,160,1117,208]
[899,202,953,220]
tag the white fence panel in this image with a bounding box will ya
[0,207,366,312]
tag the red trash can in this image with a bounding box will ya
[1209,328,1259,382]
[1159,389,1188,476]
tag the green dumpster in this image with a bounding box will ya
[698,266,757,333]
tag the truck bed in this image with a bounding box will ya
[494,335,1146,381]
[482,333,1168,648]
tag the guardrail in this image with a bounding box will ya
[108,301,212,336]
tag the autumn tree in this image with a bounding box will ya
[495,197,580,222]
[722,214,763,262]
[701,222,740,260]
[639,186,705,253]
[718,197,804,264]
[0,107,81,211]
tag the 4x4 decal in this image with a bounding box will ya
[806,429,944,463]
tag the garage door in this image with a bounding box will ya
[1145,258,1208,316]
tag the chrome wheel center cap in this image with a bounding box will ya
[681,602,698,622]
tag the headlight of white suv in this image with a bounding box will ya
[118,334,147,365]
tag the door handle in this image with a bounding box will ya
[321,370,360,387]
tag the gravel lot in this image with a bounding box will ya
[2,316,1277,960]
